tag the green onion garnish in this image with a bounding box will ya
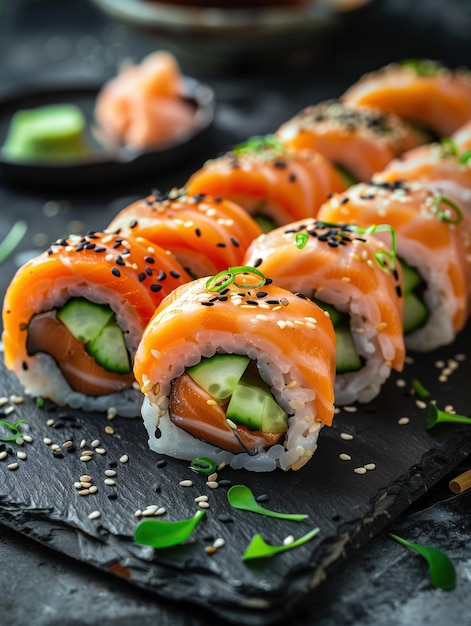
[242,527,320,561]
[206,266,266,293]
[232,134,284,158]
[426,402,471,429]
[439,137,458,157]
[399,58,442,76]
[349,224,397,273]
[0,220,27,264]
[190,456,217,476]
[0,418,28,443]
[295,232,309,249]
[459,149,471,165]
[389,533,456,590]
[432,194,462,225]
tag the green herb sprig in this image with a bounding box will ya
[206,266,266,293]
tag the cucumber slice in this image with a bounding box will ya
[336,325,362,374]
[187,354,250,402]
[57,298,114,343]
[87,321,131,374]
[312,298,348,328]
[400,260,423,294]
[226,379,288,433]
[403,292,429,333]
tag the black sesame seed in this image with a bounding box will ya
[256,291,267,298]
[95,246,106,253]
[218,479,232,487]
[22,361,28,371]
[252,257,263,268]
[150,284,163,292]
[107,492,118,500]
[111,267,121,277]
[115,256,125,266]
[201,301,214,306]
[255,494,269,503]
[216,242,226,248]
[53,451,64,459]
[169,270,181,278]
[154,428,162,439]
[218,515,234,524]
[157,459,167,468]
[230,237,240,247]
[144,256,155,264]
[145,267,153,276]
[138,272,146,282]
[396,285,403,298]
[157,270,167,281]
[195,228,202,237]
[130,219,138,229]
[109,461,118,468]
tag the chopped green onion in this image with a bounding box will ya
[426,402,471,429]
[349,223,397,273]
[399,58,442,76]
[232,134,284,158]
[0,418,28,442]
[206,266,266,293]
[228,484,308,521]
[439,137,458,157]
[36,397,44,408]
[459,149,471,165]
[411,379,430,399]
[134,510,206,549]
[242,527,320,561]
[190,456,217,476]
[432,194,462,225]
[295,232,309,249]
[0,220,27,264]
[389,533,456,590]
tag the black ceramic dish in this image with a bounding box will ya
[0,78,215,190]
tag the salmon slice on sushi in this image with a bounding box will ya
[317,181,471,352]
[2,231,189,416]
[133,266,336,471]
[276,100,426,183]
[244,220,405,405]
[107,188,262,278]
[343,59,471,138]
[185,135,347,232]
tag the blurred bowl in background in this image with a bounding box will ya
[90,0,374,73]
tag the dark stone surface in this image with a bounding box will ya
[1,1,471,624]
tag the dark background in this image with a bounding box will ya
[1,1,471,624]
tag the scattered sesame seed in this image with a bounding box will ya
[339,453,351,461]
[340,432,354,441]
[104,478,116,486]
[91,439,100,448]
[213,538,225,549]
[46,419,55,427]
[80,455,92,462]
[179,480,193,487]
[104,469,116,477]
[364,463,376,471]
[15,437,24,446]
[415,400,427,409]
[194,495,209,503]
[119,454,129,464]
[398,417,410,425]
[95,448,106,455]
[105,426,115,435]
[79,489,90,496]
[198,501,210,509]
[7,462,19,471]
[17,451,27,460]
[205,546,217,554]
[89,486,98,494]
[354,467,367,475]
[343,405,358,413]
[396,379,407,388]
[208,472,218,482]
[88,511,101,520]
[283,535,294,546]
[0,451,8,460]
[22,435,33,443]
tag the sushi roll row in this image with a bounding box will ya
[3,58,471,472]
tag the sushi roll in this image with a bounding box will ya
[343,59,471,137]
[107,188,262,278]
[185,134,346,232]
[276,100,426,183]
[317,180,471,352]
[133,266,336,471]
[244,220,405,405]
[2,231,189,416]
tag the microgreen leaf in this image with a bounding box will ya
[426,402,471,429]
[228,484,308,521]
[411,379,430,399]
[242,527,320,561]
[459,149,471,165]
[0,220,27,264]
[206,266,266,293]
[0,418,28,442]
[389,533,456,590]
[439,137,459,157]
[134,510,206,549]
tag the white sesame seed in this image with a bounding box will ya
[198,501,210,509]
[213,538,225,549]
[104,478,116,486]
[4,406,15,416]
[17,451,27,460]
[23,435,33,443]
[343,405,358,413]
[206,481,219,489]
[80,439,86,448]
[43,437,52,445]
[104,469,116,477]
[95,448,106,455]
[74,482,82,489]
[134,510,142,517]
[354,467,367,475]
[435,360,445,368]
[80,474,92,482]
[179,480,193,487]
[78,489,90,496]
[51,444,61,451]
[0,397,8,407]
[226,419,237,430]
[283,535,294,546]
[104,426,115,435]
[80,455,92,462]
[339,453,351,461]
[340,432,354,441]
[194,495,209,503]
[398,417,410,425]
[10,395,24,404]
[119,454,129,464]
[364,463,376,471]
[7,462,19,470]
[89,486,98,494]
[15,437,24,446]
[155,507,166,516]
[0,451,8,460]
[395,379,407,388]
[416,400,427,409]
[91,440,100,448]
[208,472,218,482]
[88,511,101,520]
[255,314,268,322]
[46,419,55,427]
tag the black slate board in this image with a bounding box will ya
[1,323,471,625]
